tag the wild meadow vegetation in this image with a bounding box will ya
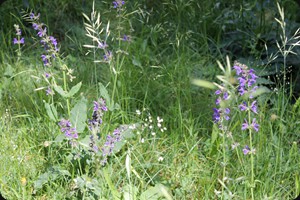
[0,0,300,199]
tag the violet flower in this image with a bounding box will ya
[58,119,78,139]
[234,63,260,156]
[233,65,258,96]
[89,98,108,132]
[242,145,256,155]
[103,51,112,61]
[98,41,108,49]
[29,12,59,66]
[100,128,123,165]
[122,34,130,42]
[13,38,24,45]
[242,145,250,155]
[13,24,24,45]
[113,0,125,8]
[212,88,231,125]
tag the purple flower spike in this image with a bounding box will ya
[100,127,124,165]
[89,98,108,132]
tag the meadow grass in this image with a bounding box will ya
[0,0,300,199]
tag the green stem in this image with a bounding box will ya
[222,128,226,200]
[248,103,255,200]
[63,70,70,116]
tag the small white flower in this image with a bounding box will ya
[157,116,163,123]
[160,127,167,132]
[140,138,145,143]
[129,124,136,129]
[136,109,141,115]
[151,132,156,136]
[158,156,164,162]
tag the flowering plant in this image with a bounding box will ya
[211,59,261,199]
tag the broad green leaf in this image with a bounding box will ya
[54,85,68,98]
[99,82,118,111]
[140,184,172,200]
[103,168,121,200]
[132,57,142,67]
[55,134,65,143]
[70,97,87,133]
[50,166,71,177]
[99,82,110,104]
[4,64,14,77]
[211,124,219,145]
[123,185,138,200]
[68,82,82,97]
[112,125,136,154]
[44,102,58,121]
[33,172,50,190]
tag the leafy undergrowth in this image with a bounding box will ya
[0,0,300,199]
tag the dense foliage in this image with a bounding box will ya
[0,0,300,199]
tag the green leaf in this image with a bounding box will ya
[132,57,142,67]
[34,172,50,190]
[55,134,65,143]
[99,82,119,111]
[4,64,14,77]
[70,97,87,133]
[123,185,138,200]
[99,82,110,102]
[112,125,136,154]
[140,184,172,200]
[103,168,121,200]
[54,85,68,98]
[44,102,58,121]
[67,82,82,97]
[211,124,219,145]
